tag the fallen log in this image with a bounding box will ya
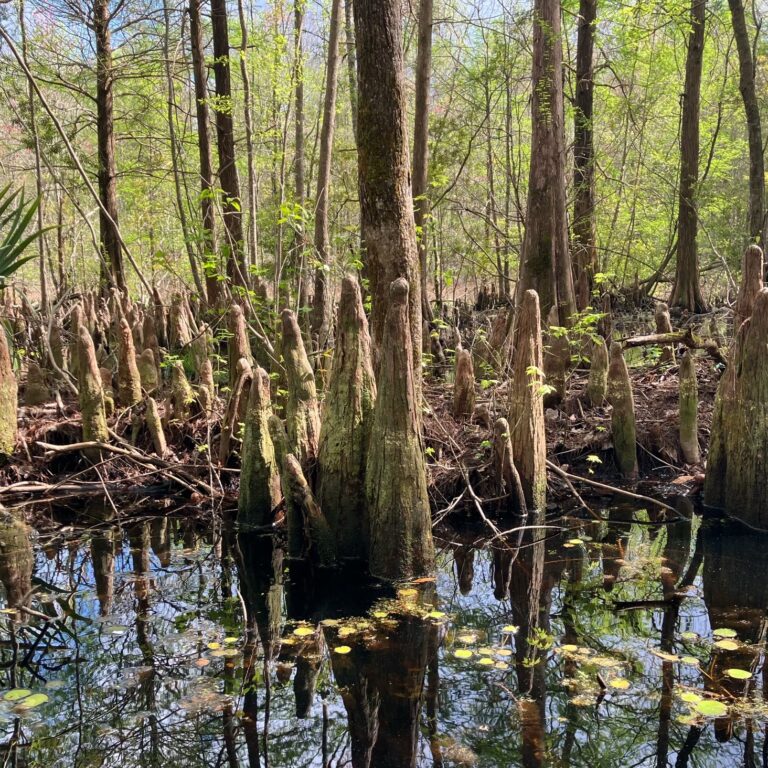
[621,328,727,366]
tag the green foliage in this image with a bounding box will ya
[0,185,49,286]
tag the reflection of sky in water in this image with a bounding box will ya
[0,511,760,766]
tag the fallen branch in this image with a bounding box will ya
[621,329,727,366]
[546,460,679,516]
[36,440,219,498]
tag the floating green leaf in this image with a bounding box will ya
[695,699,728,717]
[724,668,752,680]
[712,628,737,639]
[3,689,30,702]
[713,639,739,651]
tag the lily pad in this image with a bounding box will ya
[334,646,352,655]
[695,699,728,717]
[3,689,31,702]
[713,639,740,651]
[454,649,473,660]
[712,628,737,639]
[609,678,630,690]
[15,693,48,709]
[724,668,752,680]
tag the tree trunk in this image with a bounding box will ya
[728,0,765,245]
[670,0,707,312]
[0,327,17,457]
[211,0,248,289]
[352,0,423,384]
[294,0,310,307]
[93,0,125,293]
[237,0,260,279]
[412,0,434,321]
[366,279,434,581]
[516,0,576,325]
[188,0,221,307]
[344,0,358,140]
[704,288,768,527]
[310,0,343,350]
[572,0,598,299]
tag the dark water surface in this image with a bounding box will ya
[0,498,763,767]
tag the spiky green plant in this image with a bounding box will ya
[0,184,49,285]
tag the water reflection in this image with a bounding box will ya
[0,502,765,765]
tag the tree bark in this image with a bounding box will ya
[728,0,765,245]
[352,0,423,384]
[310,0,343,350]
[516,0,576,325]
[188,0,221,307]
[93,0,125,293]
[670,0,707,312]
[412,0,434,321]
[572,0,598,299]
[211,0,248,289]
[344,0,358,140]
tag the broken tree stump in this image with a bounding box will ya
[704,288,768,527]
[219,358,253,465]
[366,279,434,581]
[508,289,546,512]
[607,342,638,479]
[145,396,167,457]
[239,367,282,530]
[316,276,377,561]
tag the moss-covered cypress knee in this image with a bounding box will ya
[586,337,609,407]
[366,279,434,581]
[0,327,18,456]
[453,348,475,417]
[24,362,49,407]
[228,305,253,387]
[117,318,142,407]
[239,367,282,530]
[169,362,195,421]
[678,351,700,465]
[316,276,377,560]
[77,327,109,460]
[281,309,321,474]
[607,342,638,478]
[508,290,546,511]
[145,396,167,457]
[137,349,159,395]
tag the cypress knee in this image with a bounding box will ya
[239,367,282,530]
[453,348,475,417]
[137,349,159,395]
[316,276,377,560]
[219,358,253,464]
[24,362,49,407]
[366,279,434,581]
[654,302,675,363]
[281,309,321,473]
[117,318,142,407]
[586,337,609,406]
[704,288,768,527]
[607,342,638,478]
[508,290,546,511]
[284,454,336,567]
[0,327,17,456]
[170,362,195,421]
[228,304,253,387]
[493,417,527,518]
[77,327,109,459]
[145,396,167,457]
[678,351,700,464]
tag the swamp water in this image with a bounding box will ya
[0,499,763,767]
